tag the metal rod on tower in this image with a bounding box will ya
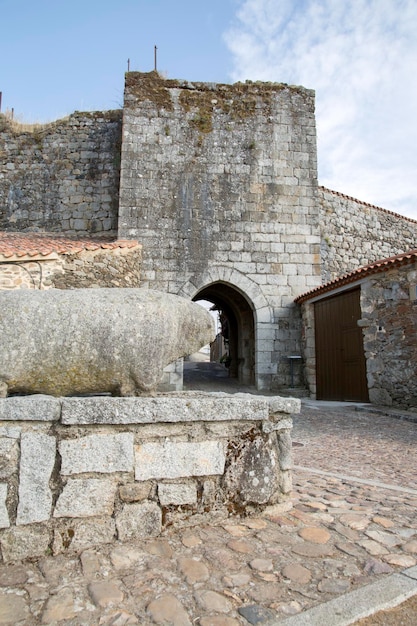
[154,45,157,72]
[127,58,130,72]
[0,92,2,113]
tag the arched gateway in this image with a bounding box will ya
[179,267,272,389]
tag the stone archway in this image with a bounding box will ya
[178,267,273,390]
[194,282,255,385]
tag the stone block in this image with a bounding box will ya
[0,524,51,563]
[52,517,116,555]
[62,395,269,424]
[16,432,56,525]
[0,395,61,421]
[0,483,9,528]
[54,478,117,518]
[0,437,18,479]
[59,433,134,475]
[135,440,226,480]
[224,432,281,506]
[158,482,197,505]
[116,501,162,541]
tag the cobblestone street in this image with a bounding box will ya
[1,399,416,625]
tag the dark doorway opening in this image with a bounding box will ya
[185,282,256,391]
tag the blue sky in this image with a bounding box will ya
[2,0,417,220]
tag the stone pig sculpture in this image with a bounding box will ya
[0,288,215,397]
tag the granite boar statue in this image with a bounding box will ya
[0,288,215,397]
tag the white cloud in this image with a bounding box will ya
[224,0,417,220]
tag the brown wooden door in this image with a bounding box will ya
[315,289,368,401]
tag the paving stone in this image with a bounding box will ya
[41,587,77,623]
[249,558,273,572]
[80,549,102,577]
[227,538,254,553]
[403,539,417,553]
[178,557,209,583]
[373,515,395,528]
[365,528,403,548]
[223,523,249,537]
[109,545,147,570]
[0,590,29,624]
[98,610,139,625]
[282,563,312,583]
[298,526,331,544]
[181,533,202,547]
[291,542,334,557]
[359,539,389,556]
[383,553,417,567]
[223,573,252,587]
[339,513,370,530]
[147,593,192,625]
[88,580,124,607]
[238,604,276,624]
[363,557,394,575]
[0,564,29,586]
[195,589,233,613]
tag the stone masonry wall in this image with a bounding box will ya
[360,262,417,408]
[319,187,417,281]
[0,111,122,235]
[0,393,297,563]
[118,72,321,390]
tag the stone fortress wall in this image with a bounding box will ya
[0,111,122,236]
[319,187,417,281]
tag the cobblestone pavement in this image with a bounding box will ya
[1,400,417,625]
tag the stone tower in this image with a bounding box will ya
[118,72,321,391]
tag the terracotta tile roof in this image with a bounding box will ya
[0,232,139,259]
[295,249,417,304]
[319,186,417,224]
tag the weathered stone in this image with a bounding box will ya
[0,438,18,479]
[147,594,191,626]
[54,478,116,518]
[223,432,280,505]
[16,432,56,525]
[249,558,274,572]
[119,482,151,503]
[60,432,134,475]
[0,395,61,421]
[0,564,29,586]
[359,539,389,556]
[298,527,331,544]
[178,557,210,584]
[116,501,162,541]
[135,440,225,480]
[0,484,9,529]
[238,605,276,625]
[403,539,417,554]
[41,587,77,623]
[269,397,300,415]
[292,543,334,557]
[364,529,402,548]
[195,590,233,613]
[52,518,115,554]
[278,431,293,470]
[339,513,370,530]
[0,524,50,562]
[0,288,214,396]
[62,395,269,425]
[0,590,29,623]
[158,481,197,505]
[363,558,393,575]
[384,554,416,567]
[88,580,124,607]
[282,563,312,583]
[227,538,254,554]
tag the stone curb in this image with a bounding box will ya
[270,566,417,625]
